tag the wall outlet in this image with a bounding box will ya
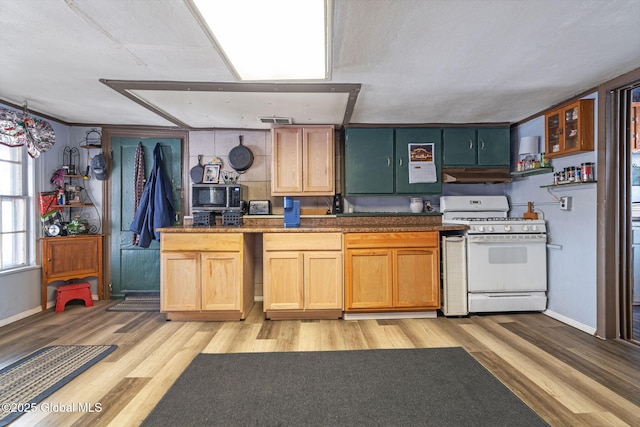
[560,196,571,210]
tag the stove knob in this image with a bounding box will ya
[522,225,529,232]
[477,225,485,232]
[504,225,512,232]
[487,226,494,232]
[531,225,538,231]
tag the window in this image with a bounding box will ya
[0,144,31,271]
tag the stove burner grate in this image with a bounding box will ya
[451,216,534,222]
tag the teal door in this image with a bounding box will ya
[443,128,477,166]
[345,128,394,195]
[110,137,182,298]
[477,127,510,166]
[395,128,442,194]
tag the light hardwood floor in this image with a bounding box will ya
[1,301,639,426]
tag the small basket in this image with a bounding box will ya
[192,211,216,227]
[221,210,243,227]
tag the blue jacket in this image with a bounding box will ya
[130,143,176,248]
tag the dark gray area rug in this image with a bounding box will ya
[142,347,548,427]
[106,292,160,312]
[0,345,117,426]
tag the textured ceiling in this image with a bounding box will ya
[0,0,638,129]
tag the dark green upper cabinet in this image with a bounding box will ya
[345,128,395,195]
[395,128,442,194]
[345,127,442,196]
[477,127,510,166]
[443,126,510,167]
[442,128,477,166]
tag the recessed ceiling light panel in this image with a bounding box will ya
[189,0,330,81]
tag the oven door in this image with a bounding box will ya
[466,234,547,292]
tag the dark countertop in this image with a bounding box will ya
[336,212,441,217]
[158,214,467,233]
[158,224,467,233]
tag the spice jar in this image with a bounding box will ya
[539,153,547,167]
[581,162,594,182]
[565,166,576,182]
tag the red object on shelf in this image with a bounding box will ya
[39,191,63,216]
[55,282,93,312]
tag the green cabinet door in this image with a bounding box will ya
[443,127,510,167]
[477,127,510,166]
[443,128,477,166]
[345,128,395,195]
[395,128,442,194]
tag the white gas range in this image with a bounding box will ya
[440,196,548,315]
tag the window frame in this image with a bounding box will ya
[0,143,35,273]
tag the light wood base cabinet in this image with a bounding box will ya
[160,233,254,321]
[263,233,343,319]
[344,232,440,312]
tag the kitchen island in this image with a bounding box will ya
[157,214,467,321]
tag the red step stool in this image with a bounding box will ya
[55,282,93,313]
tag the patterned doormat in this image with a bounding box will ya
[106,292,160,312]
[0,345,117,426]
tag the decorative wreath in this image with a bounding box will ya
[0,107,56,158]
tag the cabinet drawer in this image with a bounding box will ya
[161,233,242,252]
[344,231,438,249]
[264,233,342,251]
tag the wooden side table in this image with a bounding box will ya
[41,234,103,310]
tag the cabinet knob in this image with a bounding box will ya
[469,139,473,150]
[387,156,391,167]
[398,157,403,166]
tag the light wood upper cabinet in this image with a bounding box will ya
[271,125,335,196]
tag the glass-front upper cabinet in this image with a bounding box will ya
[545,99,594,158]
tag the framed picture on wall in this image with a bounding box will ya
[202,164,220,184]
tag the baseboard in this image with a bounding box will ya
[0,306,42,328]
[343,311,437,320]
[544,309,597,335]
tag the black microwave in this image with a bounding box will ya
[192,184,244,211]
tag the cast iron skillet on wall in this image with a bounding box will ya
[228,135,254,173]
[189,155,204,183]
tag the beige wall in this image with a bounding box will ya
[187,128,342,298]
